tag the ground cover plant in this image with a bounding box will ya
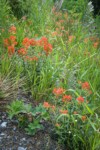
[0,0,100,149]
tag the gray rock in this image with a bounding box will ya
[0,132,5,136]
[13,126,16,131]
[21,138,26,141]
[18,147,27,150]
[0,122,7,128]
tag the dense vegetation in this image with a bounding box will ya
[0,0,100,149]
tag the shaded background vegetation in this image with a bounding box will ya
[7,0,100,19]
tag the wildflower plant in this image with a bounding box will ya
[43,82,100,150]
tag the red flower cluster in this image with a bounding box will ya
[30,39,37,46]
[7,46,15,55]
[59,109,68,114]
[53,88,65,97]
[4,34,52,58]
[18,48,27,56]
[4,35,17,55]
[82,82,90,90]
[22,36,52,56]
[43,102,55,110]
[77,96,84,103]
[62,95,72,102]
[22,37,31,49]
[78,81,92,95]
[36,36,52,56]
[9,25,16,34]
[43,102,51,108]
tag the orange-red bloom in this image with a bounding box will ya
[77,96,84,103]
[68,35,75,42]
[37,37,48,46]
[8,46,15,55]
[22,37,30,48]
[41,37,48,44]
[4,36,17,48]
[62,95,72,102]
[18,48,27,55]
[50,105,56,110]
[93,42,99,48]
[9,35,16,42]
[53,88,65,96]
[44,43,52,55]
[82,82,90,90]
[59,110,68,114]
[43,102,51,108]
[9,25,16,34]
[55,123,60,127]
[4,38,10,47]
[81,116,87,121]
[30,39,37,46]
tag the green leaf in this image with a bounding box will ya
[84,104,93,115]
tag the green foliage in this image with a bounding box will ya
[25,120,43,135]
[62,0,88,19]
[7,100,33,119]
[95,15,100,36]
[24,55,62,100]
[7,100,25,119]
[25,103,49,135]
[8,0,54,33]
[8,0,24,19]
[0,0,11,27]
[7,100,49,134]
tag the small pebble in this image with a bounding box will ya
[18,147,27,150]
[13,126,17,131]
[0,133,5,136]
[21,138,26,141]
[0,122,7,128]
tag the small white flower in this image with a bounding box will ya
[74,135,76,137]
[68,131,71,134]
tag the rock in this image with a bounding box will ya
[0,133,5,136]
[21,138,26,141]
[0,122,7,128]
[13,126,17,131]
[18,147,27,150]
